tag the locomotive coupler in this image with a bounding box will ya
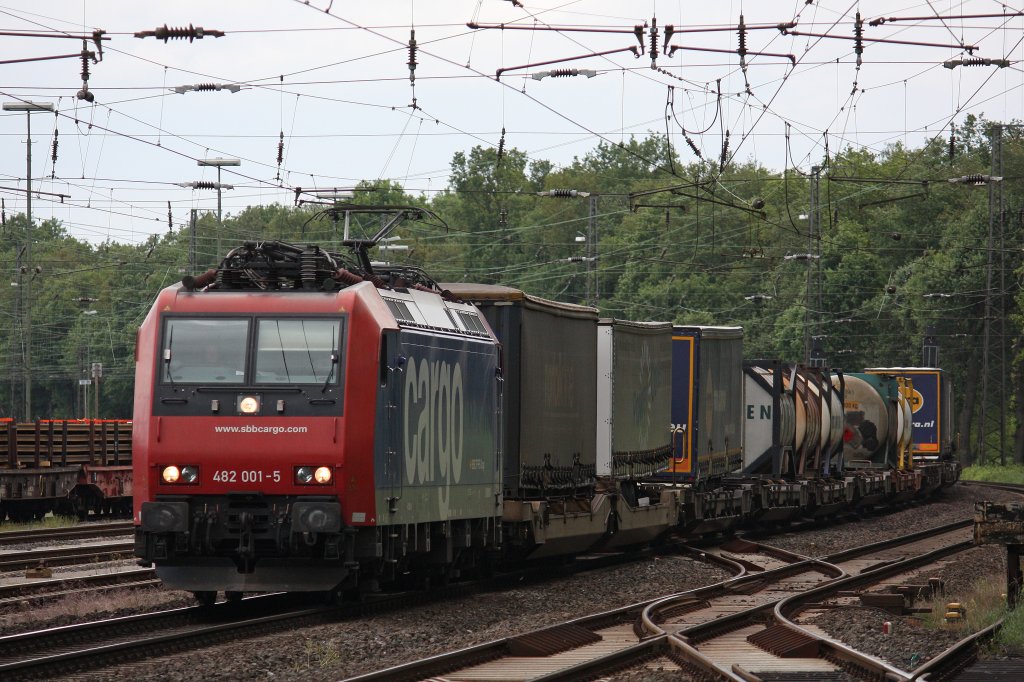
[195,511,217,553]
[237,511,256,560]
[323,534,341,560]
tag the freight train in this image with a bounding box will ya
[131,234,960,603]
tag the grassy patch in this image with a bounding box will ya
[300,639,341,670]
[0,514,79,530]
[961,464,1024,484]
[921,571,1024,655]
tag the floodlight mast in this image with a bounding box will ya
[4,100,54,420]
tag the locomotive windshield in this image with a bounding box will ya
[159,316,344,387]
[162,318,249,384]
[255,319,340,385]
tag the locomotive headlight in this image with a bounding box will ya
[314,466,332,484]
[295,465,332,485]
[162,465,181,484]
[238,395,261,415]
[161,464,199,485]
[295,466,314,485]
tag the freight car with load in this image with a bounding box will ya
[0,419,132,521]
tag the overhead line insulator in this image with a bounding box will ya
[408,29,417,84]
[853,11,864,67]
[78,40,95,102]
[685,134,702,160]
[134,24,225,42]
[50,129,58,178]
[943,57,1010,69]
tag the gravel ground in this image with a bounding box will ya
[806,605,963,671]
[10,481,1017,682]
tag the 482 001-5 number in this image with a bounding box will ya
[212,470,281,483]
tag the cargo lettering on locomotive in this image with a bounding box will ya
[403,356,465,488]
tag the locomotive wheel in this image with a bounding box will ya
[193,591,217,606]
[225,591,243,602]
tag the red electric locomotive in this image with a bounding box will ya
[133,233,502,602]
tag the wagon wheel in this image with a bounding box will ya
[68,490,89,521]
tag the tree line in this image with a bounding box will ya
[1,114,1020,466]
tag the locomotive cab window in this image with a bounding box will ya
[255,318,343,385]
[162,318,249,384]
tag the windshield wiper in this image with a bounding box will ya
[164,326,175,388]
[321,325,337,393]
[273,320,291,382]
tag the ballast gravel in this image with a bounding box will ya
[20,482,1022,682]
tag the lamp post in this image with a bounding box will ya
[3,100,54,421]
[81,308,97,419]
[197,157,240,262]
[537,189,598,307]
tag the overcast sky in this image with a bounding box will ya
[1,1,1022,246]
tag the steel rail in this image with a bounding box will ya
[0,594,318,680]
[342,549,748,682]
[0,521,134,543]
[632,524,973,680]
[0,541,133,570]
[0,567,156,600]
[908,618,1003,680]
[772,538,976,681]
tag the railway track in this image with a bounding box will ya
[0,542,709,680]
[340,520,976,681]
[0,540,134,572]
[0,593,331,681]
[0,520,134,544]
[0,522,146,609]
[0,568,159,608]
[961,479,1024,496]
